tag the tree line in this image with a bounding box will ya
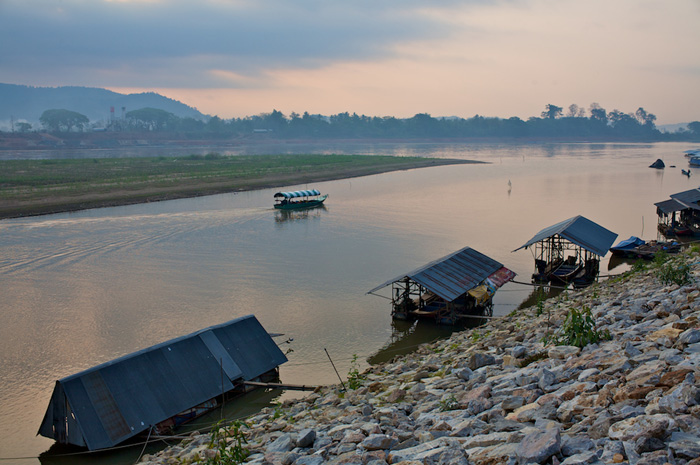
[19,103,700,141]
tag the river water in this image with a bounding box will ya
[0,141,696,463]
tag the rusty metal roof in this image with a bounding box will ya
[367,246,514,302]
[38,315,287,451]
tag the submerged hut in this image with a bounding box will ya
[513,215,617,288]
[367,246,515,325]
[38,315,287,451]
[655,188,700,237]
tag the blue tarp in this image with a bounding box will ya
[367,246,515,302]
[274,189,321,199]
[513,215,618,257]
[38,315,287,450]
[610,236,646,252]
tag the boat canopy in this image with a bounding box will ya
[670,188,700,206]
[367,246,516,303]
[513,215,618,257]
[274,189,321,199]
[655,198,693,214]
[38,315,287,451]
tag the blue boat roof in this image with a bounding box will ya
[367,246,515,302]
[513,215,618,257]
[610,236,645,251]
[274,189,321,199]
[38,315,287,450]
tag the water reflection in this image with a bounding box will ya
[274,205,327,224]
[516,285,566,311]
[367,318,487,365]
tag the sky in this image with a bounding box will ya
[1,0,699,124]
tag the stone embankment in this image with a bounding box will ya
[140,251,700,465]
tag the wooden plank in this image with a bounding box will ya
[242,381,319,391]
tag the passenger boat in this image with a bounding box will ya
[274,189,328,210]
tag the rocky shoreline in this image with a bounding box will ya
[139,251,700,465]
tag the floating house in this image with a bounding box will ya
[655,188,700,237]
[367,246,516,325]
[38,315,287,451]
[513,215,617,288]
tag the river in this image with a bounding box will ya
[0,141,696,464]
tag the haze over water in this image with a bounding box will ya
[0,141,696,464]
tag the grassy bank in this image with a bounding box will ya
[0,154,477,219]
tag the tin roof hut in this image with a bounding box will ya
[38,315,287,451]
[513,215,617,287]
[367,246,515,325]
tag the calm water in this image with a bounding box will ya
[0,142,696,463]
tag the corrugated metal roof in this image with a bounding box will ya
[367,246,514,302]
[38,315,287,451]
[655,198,691,214]
[513,215,618,257]
[274,189,321,199]
[670,188,700,205]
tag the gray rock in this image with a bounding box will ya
[267,433,295,453]
[624,341,643,357]
[297,429,316,448]
[468,352,497,370]
[512,346,527,358]
[560,434,595,456]
[502,396,526,411]
[577,368,600,382]
[548,346,581,359]
[669,439,700,460]
[455,367,473,381]
[679,328,700,345]
[608,414,674,441]
[516,427,561,464]
[538,368,556,391]
[293,456,325,465]
[560,451,598,465]
[360,433,398,451]
[634,436,666,454]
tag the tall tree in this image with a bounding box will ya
[589,103,608,124]
[567,104,585,118]
[634,107,657,128]
[40,109,89,132]
[541,104,563,119]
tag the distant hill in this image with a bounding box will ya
[0,83,208,127]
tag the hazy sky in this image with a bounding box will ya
[1,0,698,124]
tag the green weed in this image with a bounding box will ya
[551,306,611,348]
[347,354,365,390]
[657,261,692,286]
[205,420,249,465]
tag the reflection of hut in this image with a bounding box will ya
[655,188,700,237]
[38,315,287,451]
[513,216,617,288]
[367,246,515,325]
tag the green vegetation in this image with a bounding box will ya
[346,354,365,390]
[0,154,467,219]
[657,261,692,286]
[438,395,459,412]
[547,306,611,348]
[204,420,249,465]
